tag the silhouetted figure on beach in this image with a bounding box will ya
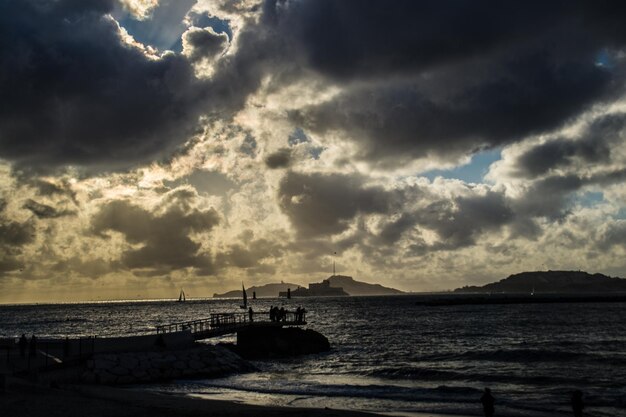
[19,334,27,358]
[279,307,286,322]
[269,305,274,321]
[481,388,495,417]
[249,307,254,322]
[572,390,585,417]
[29,334,37,357]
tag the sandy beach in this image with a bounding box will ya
[0,377,472,417]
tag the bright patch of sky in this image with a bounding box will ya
[421,149,502,183]
[577,191,604,207]
[115,0,231,53]
[595,48,613,68]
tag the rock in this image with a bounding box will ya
[236,327,330,359]
[189,359,204,370]
[82,344,252,385]
[81,372,96,384]
[94,358,116,370]
[119,355,139,369]
[109,366,129,377]
[117,375,135,385]
[132,369,148,379]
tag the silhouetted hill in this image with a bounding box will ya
[326,275,405,296]
[454,271,626,293]
[214,276,404,297]
[213,282,299,298]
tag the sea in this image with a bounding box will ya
[1,295,625,417]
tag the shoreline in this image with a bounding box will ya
[1,377,475,417]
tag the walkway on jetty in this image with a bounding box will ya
[156,311,306,340]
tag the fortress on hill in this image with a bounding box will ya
[279,276,349,297]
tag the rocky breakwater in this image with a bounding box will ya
[235,326,330,359]
[81,344,254,385]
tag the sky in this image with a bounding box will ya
[2,0,626,303]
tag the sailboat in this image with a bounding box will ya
[177,288,186,302]
[240,282,248,309]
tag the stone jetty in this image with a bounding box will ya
[81,344,254,385]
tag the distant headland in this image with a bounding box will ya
[213,275,404,298]
[454,270,626,294]
[418,270,626,306]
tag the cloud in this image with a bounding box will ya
[0,220,35,248]
[23,199,76,219]
[183,26,229,62]
[216,232,283,269]
[250,0,626,167]
[0,0,207,171]
[91,188,220,275]
[291,49,615,166]
[264,148,292,169]
[278,171,394,237]
[598,220,626,250]
[164,169,237,196]
[0,200,35,272]
[512,113,625,178]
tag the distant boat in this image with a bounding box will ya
[178,288,186,302]
[240,282,248,309]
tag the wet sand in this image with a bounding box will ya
[1,377,473,417]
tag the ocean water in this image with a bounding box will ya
[1,296,625,416]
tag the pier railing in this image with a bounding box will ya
[155,311,306,337]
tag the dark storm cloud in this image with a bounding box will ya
[261,0,626,164]
[23,199,75,219]
[418,192,515,249]
[216,232,283,269]
[266,0,565,80]
[0,200,35,272]
[512,168,626,220]
[278,171,394,237]
[291,47,615,166]
[598,221,626,250]
[183,27,229,62]
[0,220,35,248]
[513,114,626,178]
[4,0,626,173]
[0,0,207,170]
[30,179,78,202]
[375,191,515,251]
[264,148,292,169]
[91,192,220,275]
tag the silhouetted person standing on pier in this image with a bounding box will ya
[249,307,254,322]
[572,390,585,417]
[481,388,495,417]
[19,334,27,358]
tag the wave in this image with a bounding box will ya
[413,348,626,366]
[190,380,481,404]
[369,366,586,386]
[18,317,90,325]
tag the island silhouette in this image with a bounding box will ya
[213,275,404,298]
[454,270,626,294]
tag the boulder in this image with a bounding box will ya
[236,327,330,359]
